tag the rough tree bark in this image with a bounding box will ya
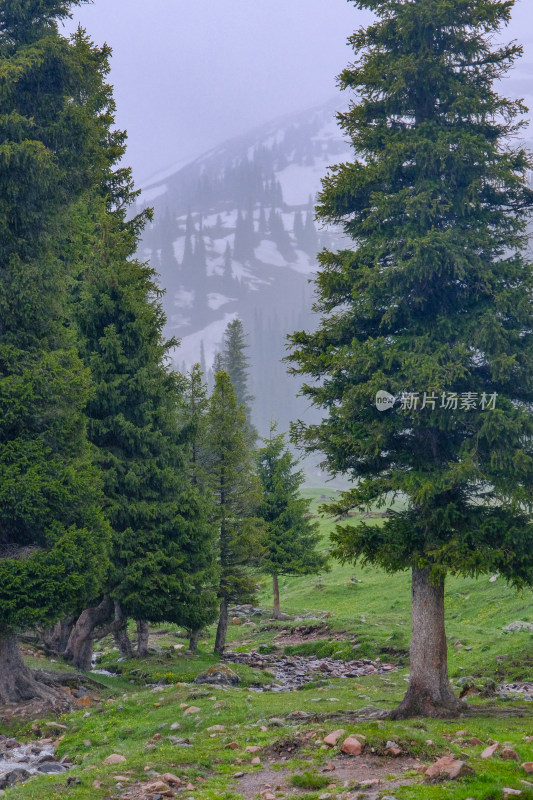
[136,620,149,657]
[188,629,201,653]
[113,605,133,659]
[0,634,53,703]
[37,616,75,656]
[64,596,114,671]
[389,568,464,719]
[214,599,228,655]
[272,574,281,619]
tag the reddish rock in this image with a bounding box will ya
[502,748,520,762]
[183,706,200,716]
[145,782,173,796]
[161,773,183,786]
[323,729,345,747]
[232,617,241,625]
[225,742,239,750]
[103,754,126,765]
[469,737,483,746]
[386,746,402,756]
[522,763,533,774]
[251,757,261,765]
[340,736,363,756]
[424,756,474,781]
[246,746,262,753]
[481,742,500,759]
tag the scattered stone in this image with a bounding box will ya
[261,792,275,800]
[522,763,533,774]
[38,763,67,774]
[288,710,309,718]
[206,725,226,732]
[103,754,126,765]
[502,748,520,762]
[324,730,345,747]
[170,723,181,731]
[245,746,262,754]
[424,757,475,781]
[194,665,241,686]
[469,737,483,746]
[340,736,363,756]
[503,790,522,798]
[233,772,245,778]
[481,743,500,759]
[0,769,31,790]
[503,621,533,633]
[183,706,200,716]
[267,718,284,727]
[251,757,261,765]
[161,773,183,786]
[225,742,239,750]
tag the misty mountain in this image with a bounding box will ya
[137,98,352,438]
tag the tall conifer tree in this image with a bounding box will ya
[206,372,263,654]
[0,0,110,702]
[256,427,328,618]
[289,0,533,717]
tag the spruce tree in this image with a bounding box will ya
[289,0,533,718]
[256,427,328,618]
[220,318,256,434]
[0,1,110,702]
[206,372,263,654]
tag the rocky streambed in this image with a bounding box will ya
[223,652,396,690]
[0,735,69,790]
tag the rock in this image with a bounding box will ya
[183,706,200,715]
[324,729,345,747]
[503,621,533,633]
[103,754,126,765]
[168,736,191,746]
[267,718,284,727]
[207,725,226,732]
[0,769,31,790]
[288,710,309,718]
[503,790,522,798]
[233,772,245,778]
[481,742,500,759]
[194,665,241,686]
[170,722,181,730]
[145,782,174,796]
[340,736,363,756]
[424,757,475,781]
[386,747,402,757]
[161,773,183,786]
[502,748,520,762]
[261,793,275,800]
[522,763,533,774]
[225,742,239,750]
[318,794,331,799]
[469,737,483,746]
[38,763,67,774]
[251,757,261,765]
[231,617,241,625]
[245,746,262,754]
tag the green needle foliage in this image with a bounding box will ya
[288,0,533,716]
[256,426,328,617]
[0,0,110,696]
[207,371,264,653]
[220,319,256,438]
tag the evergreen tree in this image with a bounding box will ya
[220,318,255,433]
[0,2,111,702]
[289,0,533,718]
[206,372,263,654]
[256,427,328,618]
[67,189,218,667]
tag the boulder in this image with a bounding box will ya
[103,754,126,765]
[503,622,533,633]
[424,756,474,781]
[323,729,345,747]
[183,706,200,715]
[522,763,533,774]
[481,742,499,759]
[340,736,363,756]
[194,665,241,686]
[502,748,520,762]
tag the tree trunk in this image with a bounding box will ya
[136,620,149,658]
[389,568,464,719]
[64,596,114,671]
[272,574,281,619]
[37,616,75,657]
[113,606,133,659]
[0,633,61,704]
[188,629,201,653]
[214,599,228,655]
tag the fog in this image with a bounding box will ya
[66,1,533,186]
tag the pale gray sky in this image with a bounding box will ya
[66,0,533,185]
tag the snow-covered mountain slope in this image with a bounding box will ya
[137,98,352,436]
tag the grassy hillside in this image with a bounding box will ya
[6,489,533,800]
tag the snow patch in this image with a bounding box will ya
[208,292,234,311]
[174,312,238,370]
[255,239,287,268]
